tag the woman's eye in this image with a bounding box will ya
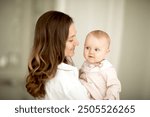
[68,39,73,42]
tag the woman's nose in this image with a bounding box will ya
[74,39,79,46]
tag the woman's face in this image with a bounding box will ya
[65,23,79,57]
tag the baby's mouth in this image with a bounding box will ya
[88,55,94,58]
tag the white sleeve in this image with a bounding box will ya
[45,69,89,100]
[59,72,89,100]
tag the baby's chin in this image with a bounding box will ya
[86,60,96,64]
[87,60,101,65]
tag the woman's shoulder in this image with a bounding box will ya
[58,63,78,71]
[45,63,78,86]
[56,63,79,79]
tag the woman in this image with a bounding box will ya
[26,10,89,99]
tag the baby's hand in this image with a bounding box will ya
[104,95,116,100]
[79,70,87,81]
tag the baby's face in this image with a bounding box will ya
[84,35,109,64]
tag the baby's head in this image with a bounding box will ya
[84,30,110,64]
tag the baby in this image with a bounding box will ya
[79,30,121,100]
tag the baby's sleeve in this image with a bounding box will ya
[104,68,121,100]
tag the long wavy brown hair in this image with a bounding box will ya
[26,11,73,98]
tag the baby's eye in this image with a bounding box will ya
[85,47,90,50]
[95,48,100,51]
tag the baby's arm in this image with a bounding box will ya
[104,84,121,100]
[104,68,121,100]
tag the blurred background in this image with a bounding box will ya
[0,0,150,99]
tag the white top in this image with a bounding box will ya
[44,63,89,100]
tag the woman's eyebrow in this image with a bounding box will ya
[69,35,76,38]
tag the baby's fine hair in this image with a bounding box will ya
[87,30,111,48]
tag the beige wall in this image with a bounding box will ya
[0,0,150,99]
[118,0,150,99]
